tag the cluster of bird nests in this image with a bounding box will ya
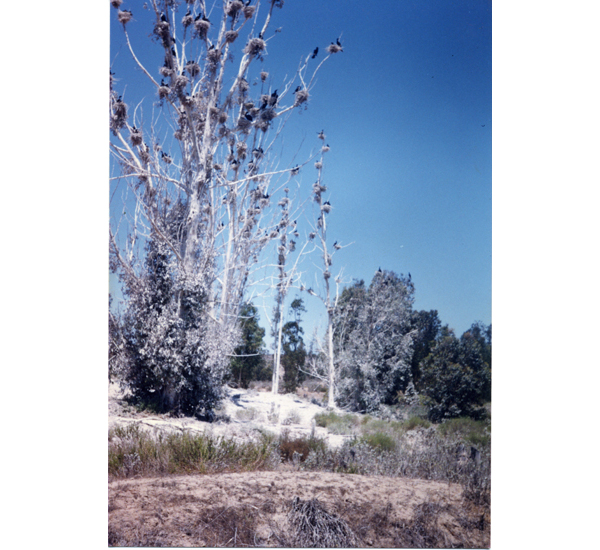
[245,38,266,56]
[225,30,238,44]
[326,43,343,54]
[117,9,132,25]
[194,19,210,39]
[293,89,309,107]
[226,1,245,17]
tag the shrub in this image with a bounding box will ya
[279,430,327,463]
[403,416,431,431]
[359,432,397,452]
[282,409,302,425]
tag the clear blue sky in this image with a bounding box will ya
[110,0,492,344]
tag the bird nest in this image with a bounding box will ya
[218,111,228,124]
[130,129,142,146]
[287,497,358,548]
[314,161,323,170]
[154,21,170,42]
[117,10,132,25]
[236,117,252,131]
[182,14,193,28]
[225,30,238,44]
[278,197,290,207]
[236,141,248,158]
[260,70,269,81]
[159,66,173,77]
[110,0,123,8]
[322,203,332,213]
[186,61,200,77]
[226,1,244,17]
[260,108,276,122]
[139,147,150,165]
[293,89,309,107]
[207,48,220,64]
[238,78,250,93]
[174,74,189,91]
[243,5,256,19]
[158,85,171,99]
[312,182,327,195]
[321,145,330,153]
[194,19,210,38]
[326,43,343,54]
[245,37,266,56]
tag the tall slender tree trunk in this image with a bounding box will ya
[327,308,335,409]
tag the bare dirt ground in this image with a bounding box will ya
[108,384,490,547]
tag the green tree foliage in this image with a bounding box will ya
[419,325,491,422]
[333,270,415,413]
[281,298,307,393]
[117,232,229,420]
[409,309,442,386]
[229,303,266,389]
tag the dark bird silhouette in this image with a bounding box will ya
[269,89,278,106]
[294,85,301,93]
[408,272,411,280]
[160,79,165,86]
[195,12,202,21]
[244,112,253,121]
[334,241,341,250]
[323,200,331,206]
[208,43,215,51]
[317,130,325,140]
[171,46,177,57]
[185,9,191,17]
[336,37,342,47]
[378,267,382,273]
[258,32,263,39]
[311,46,319,59]
[160,12,167,23]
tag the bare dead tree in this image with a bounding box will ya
[301,134,348,409]
[109,0,338,414]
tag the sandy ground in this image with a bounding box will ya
[109,471,488,547]
[109,382,354,448]
[108,384,490,547]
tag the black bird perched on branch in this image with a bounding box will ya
[294,85,301,93]
[378,267,382,273]
[244,112,253,121]
[269,90,278,106]
[312,46,319,59]
[323,200,331,206]
[160,12,167,22]
[194,12,202,21]
[334,241,341,250]
[336,37,342,47]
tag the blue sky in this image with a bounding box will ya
[110,0,492,343]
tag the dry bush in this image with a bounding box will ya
[287,496,358,548]
[196,505,258,547]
